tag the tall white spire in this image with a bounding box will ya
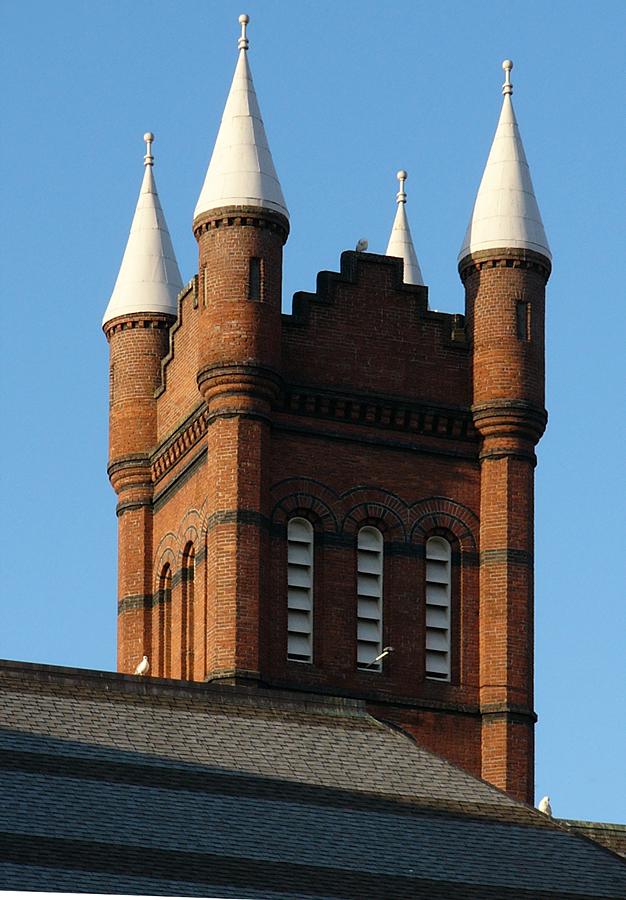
[103,133,183,327]
[385,170,424,285]
[194,14,288,221]
[458,60,550,262]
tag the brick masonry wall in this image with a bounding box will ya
[283,252,470,405]
[109,236,548,804]
[462,248,550,803]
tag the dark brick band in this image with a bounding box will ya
[480,549,533,567]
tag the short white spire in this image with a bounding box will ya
[103,133,183,327]
[458,59,551,263]
[385,170,424,286]
[193,13,288,221]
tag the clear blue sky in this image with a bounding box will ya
[1,0,624,823]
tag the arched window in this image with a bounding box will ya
[287,518,313,663]
[357,527,383,670]
[158,563,172,678]
[425,537,451,681]
[181,543,195,679]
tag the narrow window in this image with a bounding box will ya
[158,564,172,678]
[425,537,451,681]
[357,527,383,670]
[181,544,195,680]
[516,300,531,341]
[287,518,313,662]
[203,265,208,307]
[248,257,262,301]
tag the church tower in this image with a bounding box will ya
[104,20,550,805]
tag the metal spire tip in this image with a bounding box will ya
[502,59,513,96]
[238,13,249,50]
[396,169,407,204]
[143,132,154,166]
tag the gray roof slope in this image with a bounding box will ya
[0,660,624,899]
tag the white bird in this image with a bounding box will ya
[538,795,552,816]
[134,655,150,676]
[373,646,395,663]
[355,238,368,252]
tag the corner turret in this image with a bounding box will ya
[460,61,551,803]
[103,133,180,674]
[193,15,289,683]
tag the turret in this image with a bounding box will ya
[103,133,182,674]
[385,170,424,285]
[192,15,289,682]
[194,13,289,405]
[459,61,551,803]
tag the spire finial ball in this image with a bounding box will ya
[502,59,513,72]
[397,170,408,182]
[238,13,250,50]
[144,132,154,144]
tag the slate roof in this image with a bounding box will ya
[1,659,624,899]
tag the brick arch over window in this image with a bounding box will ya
[271,477,340,534]
[153,533,179,576]
[409,497,478,552]
[341,487,408,542]
[179,510,202,552]
[409,497,479,689]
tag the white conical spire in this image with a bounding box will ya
[458,60,550,262]
[103,133,183,327]
[385,170,424,285]
[194,14,288,221]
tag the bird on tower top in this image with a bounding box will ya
[134,656,150,676]
[538,796,552,816]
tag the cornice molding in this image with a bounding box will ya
[192,205,289,244]
[458,247,551,283]
[281,385,476,444]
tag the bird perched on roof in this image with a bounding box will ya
[134,655,150,676]
[355,238,368,252]
[538,795,552,816]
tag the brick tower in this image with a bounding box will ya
[104,20,550,804]
[193,14,290,682]
[103,133,182,675]
[458,60,551,800]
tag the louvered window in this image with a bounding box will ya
[357,527,383,670]
[181,544,195,680]
[287,518,313,662]
[158,564,172,678]
[425,537,451,680]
